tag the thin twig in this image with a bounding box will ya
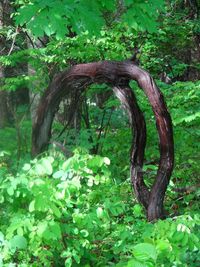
[56,90,83,139]
[93,109,106,154]
[7,27,19,56]
[37,37,46,47]
[25,31,35,48]
[0,47,6,54]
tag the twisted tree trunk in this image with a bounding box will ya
[32,60,174,221]
[112,86,149,209]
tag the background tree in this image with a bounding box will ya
[0,0,11,128]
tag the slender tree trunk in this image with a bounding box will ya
[0,0,29,128]
[0,1,10,128]
[0,90,10,128]
[27,38,45,122]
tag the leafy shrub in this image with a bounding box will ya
[0,149,199,266]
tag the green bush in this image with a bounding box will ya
[0,150,199,266]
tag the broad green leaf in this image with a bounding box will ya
[96,207,104,218]
[88,155,104,168]
[65,257,72,267]
[9,235,27,250]
[53,170,65,179]
[101,0,115,11]
[62,158,73,171]
[35,163,46,176]
[35,195,47,211]
[7,187,14,196]
[23,163,31,171]
[177,223,190,233]
[50,203,62,218]
[73,253,80,264]
[40,158,53,175]
[156,240,171,251]
[49,221,62,239]
[37,221,48,236]
[172,231,185,242]
[15,5,39,25]
[133,204,143,217]
[133,243,157,261]
[42,221,62,241]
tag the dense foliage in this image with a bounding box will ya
[0,149,199,266]
[0,0,200,266]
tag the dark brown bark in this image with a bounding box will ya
[0,1,11,128]
[32,60,174,221]
[0,90,10,128]
[136,71,174,221]
[112,86,149,209]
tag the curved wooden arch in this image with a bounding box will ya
[32,60,174,221]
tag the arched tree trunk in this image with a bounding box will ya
[32,60,174,221]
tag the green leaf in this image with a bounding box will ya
[23,163,31,171]
[53,170,64,179]
[96,207,104,218]
[37,221,48,236]
[156,240,171,251]
[62,158,73,171]
[35,163,46,176]
[49,221,62,239]
[101,0,116,11]
[7,187,14,196]
[41,158,53,175]
[80,229,89,237]
[73,252,80,264]
[127,259,147,267]
[103,157,110,165]
[174,111,200,125]
[15,5,39,25]
[87,177,93,187]
[0,232,4,244]
[29,200,35,212]
[133,204,143,217]
[50,203,62,218]
[65,257,72,267]
[133,243,157,261]
[9,235,27,250]
[88,155,104,168]
[35,195,47,211]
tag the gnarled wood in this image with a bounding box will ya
[112,86,149,209]
[32,60,174,221]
